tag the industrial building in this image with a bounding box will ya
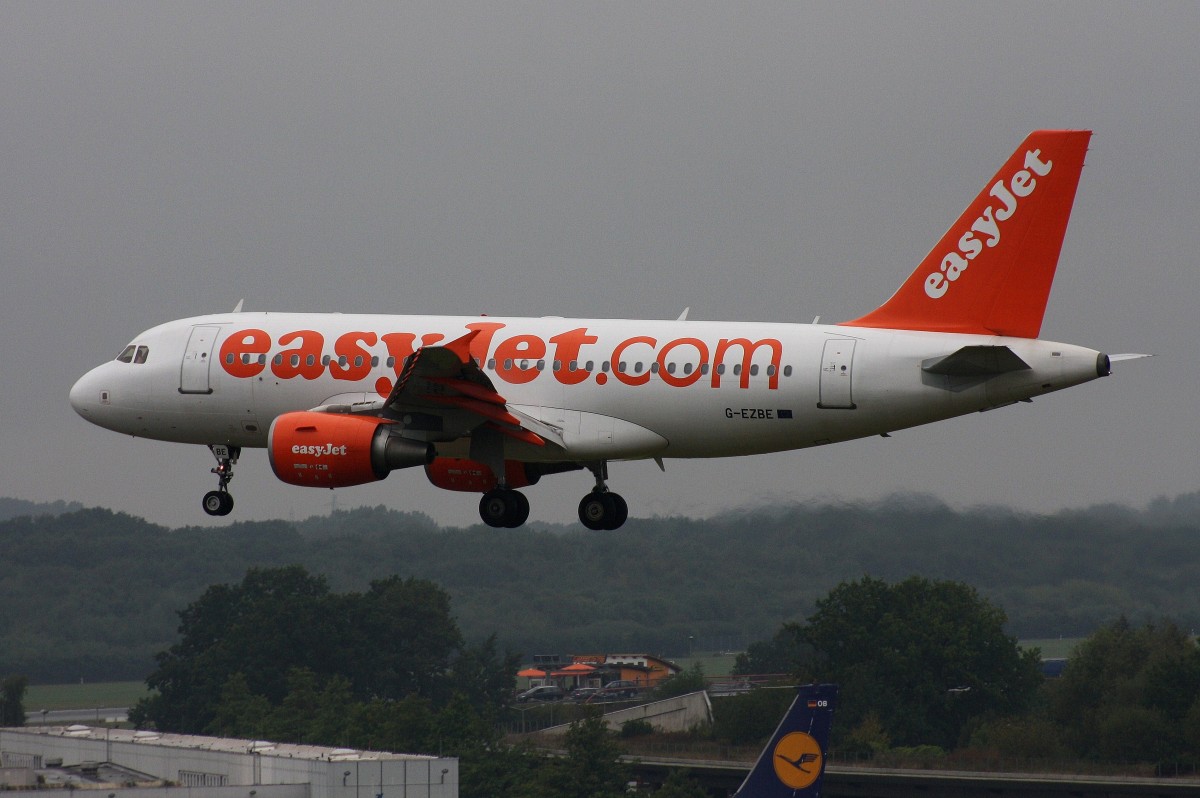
[0,726,456,798]
[519,653,680,691]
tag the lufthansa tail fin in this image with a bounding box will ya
[842,130,1091,338]
[733,684,838,798]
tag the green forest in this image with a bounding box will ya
[2,491,1200,683]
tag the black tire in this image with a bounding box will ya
[203,491,225,516]
[578,492,615,531]
[479,490,511,528]
[605,492,628,530]
[504,490,530,528]
[218,492,234,516]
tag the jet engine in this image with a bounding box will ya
[424,457,538,492]
[268,412,432,488]
[424,457,584,492]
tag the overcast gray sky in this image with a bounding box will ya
[5,1,1196,528]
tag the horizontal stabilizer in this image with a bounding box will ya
[1109,353,1154,363]
[922,345,1030,377]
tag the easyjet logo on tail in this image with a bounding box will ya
[924,149,1053,300]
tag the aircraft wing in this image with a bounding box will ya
[375,330,551,448]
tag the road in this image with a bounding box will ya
[25,708,129,725]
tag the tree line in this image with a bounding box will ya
[131,566,707,798]
[125,565,1200,797]
[739,577,1200,770]
[9,551,1197,790]
[4,492,1200,682]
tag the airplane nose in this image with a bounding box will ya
[70,366,107,419]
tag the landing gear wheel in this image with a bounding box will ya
[203,490,234,516]
[579,460,628,529]
[479,489,530,528]
[505,490,530,528]
[579,491,628,530]
[607,492,628,530]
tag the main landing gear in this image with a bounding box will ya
[578,490,628,531]
[475,461,629,530]
[577,462,628,531]
[478,488,530,529]
[202,444,240,517]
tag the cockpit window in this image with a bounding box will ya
[116,344,150,364]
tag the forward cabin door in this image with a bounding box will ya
[179,325,220,394]
[818,339,857,409]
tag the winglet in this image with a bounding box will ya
[842,130,1092,338]
[733,684,838,798]
[442,329,482,364]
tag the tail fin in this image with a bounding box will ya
[733,684,838,798]
[842,130,1091,338]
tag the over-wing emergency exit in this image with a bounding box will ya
[70,130,1144,529]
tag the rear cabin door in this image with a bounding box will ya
[818,339,857,409]
[179,325,220,394]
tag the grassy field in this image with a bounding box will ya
[673,652,740,677]
[23,681,148,712]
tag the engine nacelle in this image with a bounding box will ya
[424,457,538,493]
[268,411,433,488]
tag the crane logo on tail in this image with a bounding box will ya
[772,731,823,789]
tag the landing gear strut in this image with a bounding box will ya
[478,488,530,528]
[202,444,240,517]
[578,462,628,530]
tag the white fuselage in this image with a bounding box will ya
[70,312,1107,462]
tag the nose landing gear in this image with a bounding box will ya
[202,444,240,516]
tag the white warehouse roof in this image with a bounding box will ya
[0,726,457,798]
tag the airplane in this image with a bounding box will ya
[734,683,838,797]
[70,130,1144,530]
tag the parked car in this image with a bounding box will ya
[595,680,641,700]
[570,687,601,703]
[515,685,565,703]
